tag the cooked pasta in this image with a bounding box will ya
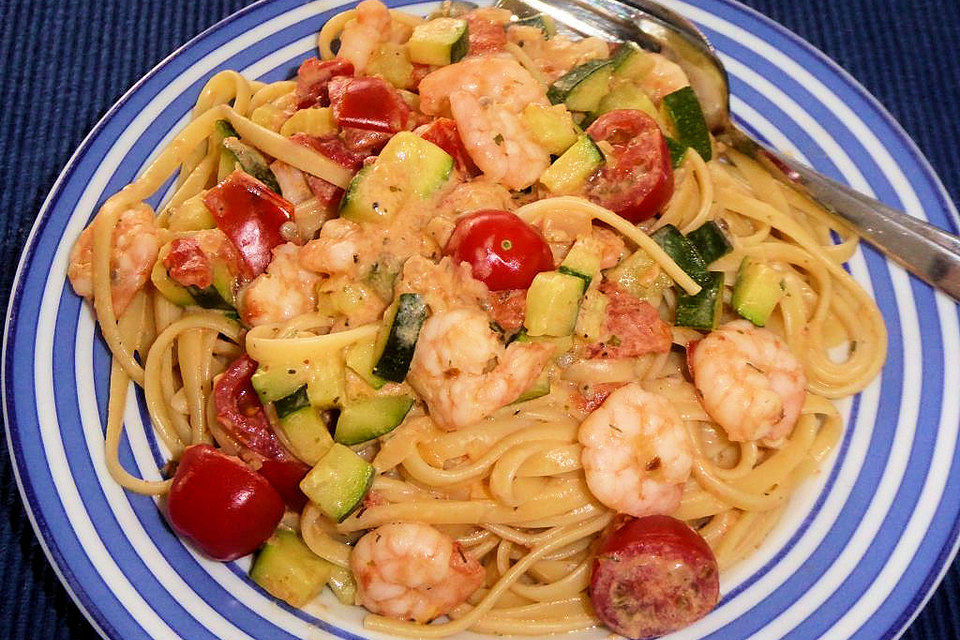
[66,1,885,638]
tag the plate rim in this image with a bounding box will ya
[3,1,958,639]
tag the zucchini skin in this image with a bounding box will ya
[662,87,712,161]
[675,271,724,330]
[651,224,709,285]
[372,293,429,382]
[274,385,310,420]
[686,221,733,266]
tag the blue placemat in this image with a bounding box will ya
[0,0,956,637]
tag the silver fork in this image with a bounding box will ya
[496,0,960,301]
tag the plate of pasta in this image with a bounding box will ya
[4,0,959,639]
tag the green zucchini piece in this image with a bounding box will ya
[334,395,414,445]
[365,42,415,89]
[407,18,469,66]
[539,134,605,195]
[221,137,283,194]
[251,529,335,607]
[610,42,654,82]
[167,195,217,232]
[345,339,387,390]
[524,271,586,337]
[327,566,357,605]
[252,365,308,404]
[274,385,310,420]
[150,260,195,307]
[651,224,708,285]
[661,86,712,161]
[514,373,550,404]
[511,330,575,354]
[214,119,241,180]
[574,288,609,342]
[686,221,732,266]
[675,271,724,330]
[547,59,615,113]
[306,359,346,410]
[521,103,579,155]
[732,258,784,326]
[372,293,429,383]
[608,248,671,301]
[300,443,375,522]
[592,83,659,122]
[340,132,453,223]
[664,136,687,169]
[277,405,334,466]
[559,236,604,285]
[514,13,557,37]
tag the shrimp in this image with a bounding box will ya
[396,255,488,314]
[640,53,690,103]
[337,0,392,73]
[351,522,485,623]
[579,383,693,517]
[690,320,807,446]
[419,57,550,190]
[408,307,553,429]
[239,243,321,326]
[68,203,161,316]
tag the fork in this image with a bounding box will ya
[496,0,960,301]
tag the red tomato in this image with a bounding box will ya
[166,444,284,562]
[328,76,413,133]
[290,133,370,211]
[590,515,719,639]
[295,57,354,108]
[444,210,554,291]
[203,170,294,279]
[586,110,674,223]
[417,118,479,177]
[584,281,673,359]
[214,355,311,510]
[465,12,507,55]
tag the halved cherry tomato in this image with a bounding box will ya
[214,355,311,510]
[586,110,674,223]
[203,170,294,279]
[295,57,354,108]
[328,76,413,133]
[166,444,284,562]
[590,515,719,639]
[444,210,554,291]
[417,118,479,177]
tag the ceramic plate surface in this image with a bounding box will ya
[4,0,960,638]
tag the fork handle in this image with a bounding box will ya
[762,148,960,301]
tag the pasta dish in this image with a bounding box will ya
[66,2,887,637]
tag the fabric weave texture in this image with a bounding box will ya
[0,0,956,637]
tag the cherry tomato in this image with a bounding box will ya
[328,76,413,133]
[417,118,479,177]
[586,110,674,223]
[295,57,354,109]
[589,515,719,639]
[444,210,554,291]
[214,355,311,510]
[203,170,294,279]
[166,444,284,562]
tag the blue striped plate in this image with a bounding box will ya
[4,0,959,639]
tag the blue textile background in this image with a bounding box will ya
[0,0,956,637]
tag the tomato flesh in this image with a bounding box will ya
[444,210,554,291]
[214,355,311,510]
[418,118,479,177]
[590,515,719,639]
[203,170,294,280]
[166,444,284,562]
[295,57,354,108]
[328,76,413,134]
[586,110,674,223]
